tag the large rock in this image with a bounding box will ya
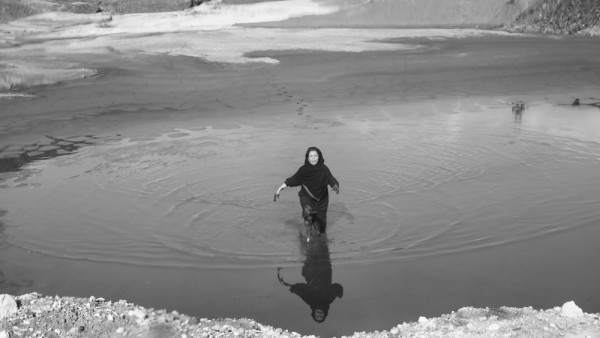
[0,294,18,319]
[561,301,584,318]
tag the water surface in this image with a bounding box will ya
[2,33,600,337]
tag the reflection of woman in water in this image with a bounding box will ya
[277,236,343,323]
[274,147,339,235]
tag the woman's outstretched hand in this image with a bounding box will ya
[332,184,339,194]
[274,183,286,202]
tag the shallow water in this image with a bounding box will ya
[2,34,600,337]
[3,98,599,268]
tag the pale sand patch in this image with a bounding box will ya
[0,0,522,91]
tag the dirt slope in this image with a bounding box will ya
[505,0,600,34]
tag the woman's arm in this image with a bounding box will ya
[275,168,303,201]
[274,183,287,201]
[327,168,340,194]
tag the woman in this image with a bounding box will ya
[274,147,339,236]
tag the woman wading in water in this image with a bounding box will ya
[274,147,339,240]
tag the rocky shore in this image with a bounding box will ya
[502,0,600,35]
[2,293,600,337]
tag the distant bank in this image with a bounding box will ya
[1,0,599,35]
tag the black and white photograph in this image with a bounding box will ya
[1,0,600,336]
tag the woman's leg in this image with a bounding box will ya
[313,195,329,233]
[299,194,312,219]
[299,194,319,239]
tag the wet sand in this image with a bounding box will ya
[2,18,600,338]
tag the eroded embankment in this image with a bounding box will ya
[504,0,600,35]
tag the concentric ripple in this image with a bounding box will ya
[1,101,600,268]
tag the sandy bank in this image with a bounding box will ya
[1,293,600,337]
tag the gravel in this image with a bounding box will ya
[2,293,600,337]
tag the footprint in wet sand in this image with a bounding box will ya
[267,75,313,117]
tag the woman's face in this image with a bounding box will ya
[308,150,319,165]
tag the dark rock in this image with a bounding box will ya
[190,0,208,8]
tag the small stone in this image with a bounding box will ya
[116,327,124,333]
[0,294,18,319]
[418,316,428,324]
[0,331,8,338]
[128,308,146,319]
[561,301,584,318]
[390,327,400,335]
[147,323,175,337]
[488,323,501,331]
